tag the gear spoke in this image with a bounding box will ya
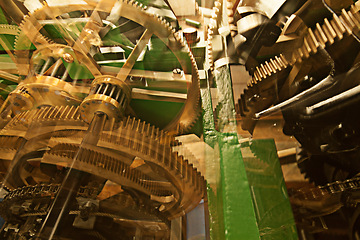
[117,29,153,81]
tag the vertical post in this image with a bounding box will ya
[201,65,261,239]
[201,63,298,239]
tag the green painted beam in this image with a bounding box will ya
[201,64,298,239]
[240,139,298,239]
[201,85,261,239]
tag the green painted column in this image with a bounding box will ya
[201,64,298,239]
[240,140,298,239]
[201,66,261,239]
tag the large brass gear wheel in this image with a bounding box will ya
[0,106,205,239]
[0,1,205,239]
[12,0,201,133]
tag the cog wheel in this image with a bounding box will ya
[12,0,201,133]
[0,106,205,239]
[238,2,360,133]
[297,147,351,185]
[0,24,23,76]
[0,1,206,239]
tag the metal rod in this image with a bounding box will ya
[37,112,107,239]
[306,84,360,115]
[40,58,52,75]
[103,83,109,95]
[61,70,69,81]
[96,83,104,94]
[51,59,63,77]
[255,75,335,118]
[109,85,116,98]
[116,29,153,81]
[0,0,26,25]
[118,94,125,106]
[115,88,122,101]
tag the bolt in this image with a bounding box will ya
[79,200,98,220]
[62,53,74,63]
[183,27,199,45]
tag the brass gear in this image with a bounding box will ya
[0,24,22,76]
[13,0,201,133]
[0,106,205,219]
[0,2,205,238]
[238,1,360,132]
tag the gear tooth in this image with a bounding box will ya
[279,54,289,66]
[340,9,354,32]
[348,10,360,29]
[259,65,267,77]
[323,18,337,41]
[214,1,221,8]
[302,37,311,57]
[269,58,279,71]
[163,20,170,27]
[262,63,270,76]
[330,16,344,40]
[301,44,309,59]
[265,61,274,74]
[307,28,319,53]
[298,48,304,59]
[351,6,360,23]
[315,23,326,48]
[132,0,139,6]
[253,70,260,82]
[211,12,217,19]
[255,66,263,79]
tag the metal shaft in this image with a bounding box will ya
[37,112,107,239]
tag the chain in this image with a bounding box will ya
[320,177,360,194]
[292,176,360,203]
[1,183,170,226]
[3,183,98,202]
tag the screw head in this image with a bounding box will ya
[63,53,74,63]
